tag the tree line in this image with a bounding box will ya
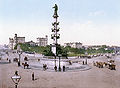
[14,43,114,58]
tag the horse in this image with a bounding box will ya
[95,61,103,68]
[43,64,48,70]
[68,60,72,65]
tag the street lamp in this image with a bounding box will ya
[34,51,35,58]
[18,51,22,66]
[17,45,22,66]
[85,52,88,65]
[11,71,21,88]
[58,54,62,71]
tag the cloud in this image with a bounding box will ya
[60,20,120,46]
[89,11,106,16]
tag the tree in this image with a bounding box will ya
[43,45,54,56]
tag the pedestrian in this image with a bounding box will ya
[38,59,40,61]
[15,71,18,75]
[83,61,84,65]
[63,65,65,72]
[32,72,34,81]
[18,61,20,66]
[54,66,57,72]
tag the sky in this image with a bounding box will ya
[0,0,120,46]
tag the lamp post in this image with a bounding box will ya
[17,45,22,66]
[34,51,35,58]
[85,52,88,65]
[58,54,62,71]
[18,51,22,66]
[11,71,21,88]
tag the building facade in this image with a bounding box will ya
[37,35,48,46]
[64,42,82,49]
[9,38,14,49]
[9,34,25,49]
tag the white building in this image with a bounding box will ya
[9,34,25,49]
[14,34,25,45]
[37,35,48,46]
[9,38,14,49]
[64,42,82,49]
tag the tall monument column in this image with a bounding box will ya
[51,4,60,67]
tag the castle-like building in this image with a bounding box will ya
[64,42,83,49]
[9,34,48,49]
[9,34,25,49]
[37,35,48,46]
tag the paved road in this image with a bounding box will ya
[0,50,120,88]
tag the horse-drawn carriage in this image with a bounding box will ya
[93,60,116,70]
[95,61,104,68]
[13,58,18,62]
[22,62,29,69]
[108,63,116,70]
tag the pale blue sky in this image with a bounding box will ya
[0,0,120,46]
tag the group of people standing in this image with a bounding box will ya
[42,64,66,72]
[54,65,66,72]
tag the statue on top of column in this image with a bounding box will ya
[53,4,58,17]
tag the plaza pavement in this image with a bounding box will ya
[0,52,120,88]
